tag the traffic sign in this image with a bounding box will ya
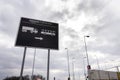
[15,17,59,50]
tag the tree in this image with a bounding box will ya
[3,75,30,80]
[3,74,45,80]
[32,74,45,80]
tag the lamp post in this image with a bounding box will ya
[72,58,75,80]
[31,48,36,80]
[84,36,91,80]
[65,48,71,80]
[84,36,90,67]
[83,57,87,80]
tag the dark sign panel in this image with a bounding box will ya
[15,17,59,50]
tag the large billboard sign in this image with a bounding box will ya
[15,17,59,50]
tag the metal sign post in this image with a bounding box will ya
[31,48,36,80]
[19,47,27,80]
[47,49,50,80]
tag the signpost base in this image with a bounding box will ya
[47,49,50,80]
[19,47,27,80]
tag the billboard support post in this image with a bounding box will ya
[31,48,36,80]
[19,47,27,80]
[47,49,50,80]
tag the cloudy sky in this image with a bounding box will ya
[0,0,120,80]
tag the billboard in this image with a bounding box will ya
[15,17,59,50]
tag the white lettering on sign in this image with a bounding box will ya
[22,26,38,34]
[35,37,43,40]
[41,29,55,36]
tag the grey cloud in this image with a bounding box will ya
[0,47,22,68]
[82,13,120,55]
[0,47,23,79]
[79,0,120,55]
[40,50,68,71]
[0,69,19,80]
[0,0,45,38]
[60,26,83,49]
[48,9,69,21]
[5,0,40,16]
[61,26,79,39]
[91,43,119,57]
[65,28,79,39]
[61,0,68,2]
[77,0,110,14]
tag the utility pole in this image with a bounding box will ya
[65,48,71,80]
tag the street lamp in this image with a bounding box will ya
[72,58,75,80]
[65,48,71,80]
[83,57,87,80]
[84,36,90,67]
[84,36,91,80]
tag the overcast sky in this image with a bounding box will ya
[0,0,120,80]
